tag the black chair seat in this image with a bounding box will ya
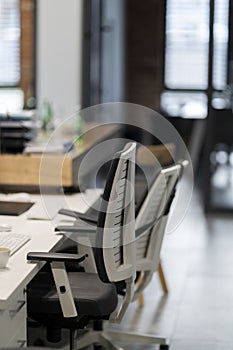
[27,272,118,319]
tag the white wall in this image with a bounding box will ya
[36,0,83,119]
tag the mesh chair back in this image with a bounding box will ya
[135,162,184,273]
[94,142,136,284]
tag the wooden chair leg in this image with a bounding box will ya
[137,274,144,307]
[137,262,168,306]
[158,262,168,293]
[138,292,144,307]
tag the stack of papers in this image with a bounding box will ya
[0,112,38,153]
[0,110,36,121]
[23,141,74,154]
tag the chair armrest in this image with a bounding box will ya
[27,252,83,318]
[55,225,96,233]
[59,208,98,223]
[27,252,87,263]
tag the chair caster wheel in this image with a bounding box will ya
[160,345,169,350]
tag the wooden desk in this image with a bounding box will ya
[0,190,99,347]
[0,124,121,191]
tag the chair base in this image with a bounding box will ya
[76,328,169,350]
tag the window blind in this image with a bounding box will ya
[165,0,229,91]
[212,0,229,90]
[0,0,20,86]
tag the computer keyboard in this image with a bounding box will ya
[0,233,31,256]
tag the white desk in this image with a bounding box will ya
[0,189,99,347]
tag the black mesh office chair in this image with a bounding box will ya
[26,142,137,350]
[54,159,186,350]
[71,164,186,350]
[57,161,186,296]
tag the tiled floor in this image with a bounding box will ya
[108,185,233,349]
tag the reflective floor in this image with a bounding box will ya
[112,185,233,349]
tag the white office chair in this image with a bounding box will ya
[51,142,172,349]
[27,142,141,350]
[71,161,185,307]
[133,161,186,302]
[99,161,186,350]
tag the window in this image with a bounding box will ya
[212,0,229,90]
[162,0,230,118]
[0,0,35,113]
[0,0,20,86]
[165,0,210,90]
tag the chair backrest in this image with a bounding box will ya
[133,161,186,298]
[94,141,136,322]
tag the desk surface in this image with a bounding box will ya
[0,189,100,310]
[0,124,121,189]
